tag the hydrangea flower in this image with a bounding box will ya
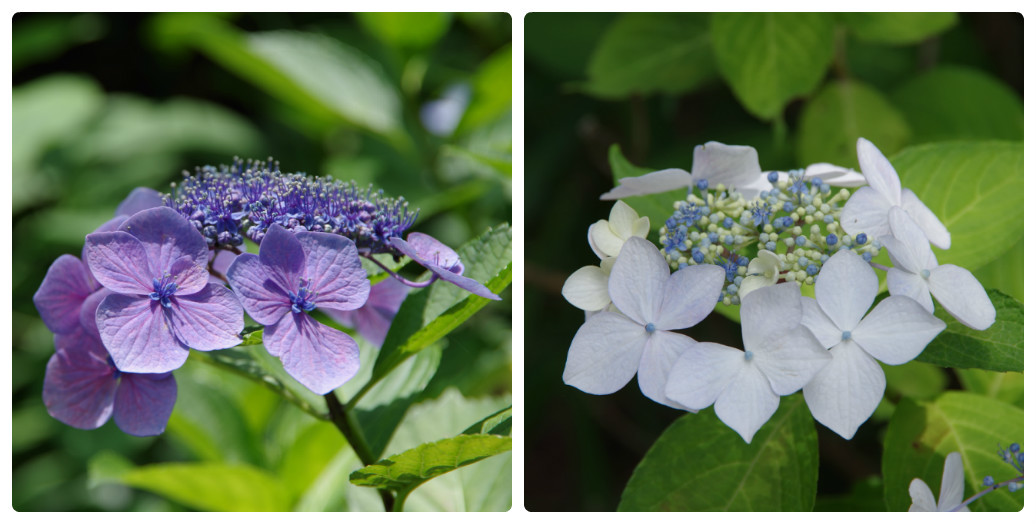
[800,250,945,439]
[587,200,650,258]
[737,250,781,299]
[563,237,725,409]
[323,278,409,347]
[840,137,950,249]
[389,233,500,300]
[665,283,831,443]
[227,224,370,394]
[883,207,995,330]
[85,207,244,373]
[909,452,970,512]
[43,329,177,436]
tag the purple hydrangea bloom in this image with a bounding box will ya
[43,328,177,436]
[324,277,409,347]
[85,207,244,373]
[389,233,500,300]
[227,224,370,394]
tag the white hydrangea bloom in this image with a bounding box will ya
[587,200,650,259]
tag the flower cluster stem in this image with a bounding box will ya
[363,254,433,289]
[324,391,395,511]
[951,475,1024,511]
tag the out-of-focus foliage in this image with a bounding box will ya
[13,12,511,511]
[524,12,1021,511]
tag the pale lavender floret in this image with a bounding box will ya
[324,278,410,347]
[33,255,100,335]
[85,207,244,373]
[43,328,177,436]
[227,224,370,394]
[389,233,501,300]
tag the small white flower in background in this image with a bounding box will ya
[841,137,951,249]
[563,237,725,409]
[883,207,995,330]
[601,142,762,200]
[561,256,616,316]
[588,200,650,259]
[665,283,831,443]
[909,452,970,512]
[800,250,945,439]
[737,250,782,299]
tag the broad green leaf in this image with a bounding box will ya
[278,419,349,501]
[891,66,1022,143]
[356,12,452,51]
[891,141,1023,270]
[462,406,512,436]
[607,143,684,242]
[882,392,1023,511]
[372,224,512,382]
[350,434,512,495]
[619,395,818,511]
[585,13,716,99]
[955,368,1023,408]
[796,80,911,168]
[881,360,947,401]
[711,13,835,120]
[972,239,1022,302]
[842,13,957,45]
[916,290,1022,373]
[456,44,511,134]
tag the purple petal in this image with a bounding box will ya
[428,268,500,300]
[226,253,291,325]
[116,187,165,218]
[210,248,243,281]
[324,278,409,347]
[119,207,208,273]
[168,256,210,296]
[168,284,244,351]
[405,233,463,273]
[96,293,189,373]
[42,332,117,430]
[113,372,177,436]
[295,231,370,311]
[258,224,305,294]
[84,231,155,295]
[82,216,130,261]
[263,313,361,395]
[34,255,98,334]
[80,287,114,340]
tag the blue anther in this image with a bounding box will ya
[765,241,777,251]
[783,202,794,213]
[855,233,868,245]
[149,276,178,309]
[823,215,834,224]
[841,331,852,341]
[862,252,873,262]
[984,476,995,487]
[826,234,838,246]
[798,256,809,267]
[692,249,705,264]
[708,232,719,243]
[696,179,709,190]
[645,323,656,334]
[811,177,822,187]
[738,256,749,266]
[726,284,738,295]
[767,171,779,183]
[724,234,734,245]
[820,183,831,193]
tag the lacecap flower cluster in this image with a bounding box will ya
[34,159,499,436]
[562,138,995,443]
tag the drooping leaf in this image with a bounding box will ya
[711,13,835,120]
[619,395,818,511]
[842,13,958,45]
[916,289,1022,373]
[882,392,1023,511]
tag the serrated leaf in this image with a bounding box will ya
[796,79,911,168]
[585,13,716,99]
[916,289,1022,373]
[619,395,818,511]
[350,433,512,494]
[890,141,1023,271]
[882,392,1023,511]
[842,13,957,45]
[711,13,835,120]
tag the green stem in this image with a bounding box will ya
[324,392,395,512]
[392,488,412,512]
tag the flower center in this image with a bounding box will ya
[744,350,754,362]
[644,322,656,334]
[842,330,852,341]
[288,279,318,314]
[921,269,931,279]
[149,276,178,308]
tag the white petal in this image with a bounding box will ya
[801,296,842,349]
[665,341,744,410]
[562,266,611,312]
[887,207,938,273]
[854,296,946,365]
[631,216,651,239]
[737,275,772,299]
[740,282,803,353]
[714,364,779,444]
[732,174,773,201]
[840,186,892,239]
[563,312,646,395]
[655,263,725,330]
[739,251,781,299]
[900,189,951,250]
[587,223,605,259]
[689,141,762,189]
[589,219,624,258]
[814,250,877,331]
[608,200,640,238]
[856,137,902,204]
[752,325,830,395]
[600,168,693,200]
[928,265,996,330]
[609,237,668,325]
[637,331,697,410]
[804,163,866,187]
[908,478,939,512]
[887,268,934,313]
[802,340,885,440]
[937,452,967,511]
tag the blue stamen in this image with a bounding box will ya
[645,323,656,334]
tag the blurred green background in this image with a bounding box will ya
[12,12,511,511]
[524,12,1022,511]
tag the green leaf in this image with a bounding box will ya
[796,79,911,168]
[891,66,1022,143]
[972,239,1023,302]
[955,368,1023,408]
[356,12,452,51]
[350,434,512,494]
[456,44,512,134]
[585,13,716,99]
[881,360,947,401]
[711,13,835,120]
[882,392,1023,511]
[916,289,1022,373]
[462,406,512,436]
[890,141,1023,271]
[813,476,886,511]
[202,345,325,419]
[618,395,818,511]
[372,224,512,382]
[607,144,684,242]
[842,13,957,45]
